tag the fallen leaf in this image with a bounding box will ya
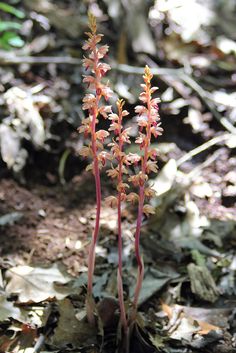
[161,303,223,347]
[153,159,177,196]
[170,316,199,342]
[187,263,219,302]
[49,298,96,347]
[4,87,45,148]
[6,264,72,303]
[161,302,173,320]
[198,320,220,335]
[0,123,28,171]
[130,267,180,305]
[180,305,233,329]
[0,295,22,321]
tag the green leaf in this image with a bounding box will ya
[0,2,25,18]
[0,21,21,32]
[7,34,24,47]
[0,31,24,48]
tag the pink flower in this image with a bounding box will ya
[96,129,110,142]
[82,94,96,110]
[127,153,141,165]
[97,45,109,59]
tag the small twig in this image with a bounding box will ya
[188,149,222,179]
[26,248,36,265]
[114,63,183,77]
[176,132,232,167]
[0,52,81,65]
[58,148,71,185]
[33,303,54,353]
[33,333,45,353]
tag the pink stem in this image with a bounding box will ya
[86,109,101,325]
[117,189,128,332]
[87,150,101,295]
[132,187,145,318]
[132,95,152,319]
[86,44,102,323]
[117,110,128,331]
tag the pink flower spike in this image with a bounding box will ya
[131,65,162,322]
[79,13,115,326]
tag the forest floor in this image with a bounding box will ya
[0,1,236,353]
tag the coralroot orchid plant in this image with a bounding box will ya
[130,66,163,319]
[106,99,131,332]
[79,13,113,325]
[79,14,163,329]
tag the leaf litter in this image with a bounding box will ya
[0,0,236,352]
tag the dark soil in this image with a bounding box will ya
[0,175,95,274]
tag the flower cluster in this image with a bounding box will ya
[105,100,130,206]
[106,99,131,331]
[79,12,113,173]
[131,66,163,215]
[79,14,163,330]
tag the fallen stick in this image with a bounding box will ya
[0,52,81,65]
[176,132,232,167]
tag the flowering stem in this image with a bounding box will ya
[117,196,127,332]
[132,187,144,313]
[117,104,128,332]
[131,67,157,320]
[81,14,113,325]
[86,111,101,324]
[86,113,101,325]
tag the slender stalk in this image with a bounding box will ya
[87,151,101,295]
[132,97,151,318]
[86,47,102,324]
[86,112,101,324]
[132,188,144,313]
[87,56,101,297]
[117,104,128,332]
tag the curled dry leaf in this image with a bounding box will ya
[0,124,28,172]
[161,302,222,340]
[4,87,45,148]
